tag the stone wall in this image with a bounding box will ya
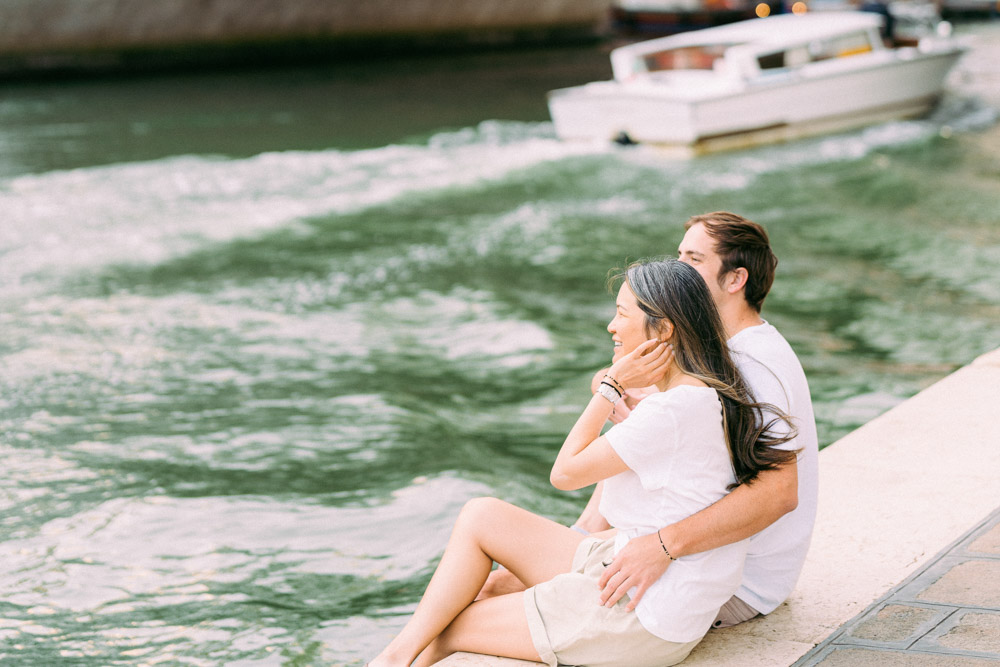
[0,0,612,73]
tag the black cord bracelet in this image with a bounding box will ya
[599,381,622,398]
[604,374,626,394]
[657,529,678,561]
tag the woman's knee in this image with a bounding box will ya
[457,496,509,529]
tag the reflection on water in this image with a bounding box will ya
[0,24,998,665]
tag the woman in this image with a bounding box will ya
[369,259,796,667]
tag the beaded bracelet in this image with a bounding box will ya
[657,529,678,561]
[603,374,626,394]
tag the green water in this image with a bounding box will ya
[0,29,998,666]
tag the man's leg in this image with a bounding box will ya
[711,595,760,629]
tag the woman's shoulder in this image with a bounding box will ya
[642,384,718,410]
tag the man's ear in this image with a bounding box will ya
[726,268,749,295]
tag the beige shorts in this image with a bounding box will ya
[523,537,702,667]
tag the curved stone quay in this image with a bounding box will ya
[441,346,1000,666]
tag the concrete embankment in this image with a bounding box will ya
[0,0,611,76]
[440,345,1000,666]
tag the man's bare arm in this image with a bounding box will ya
[599,461,798,610]
[665,459,798,554]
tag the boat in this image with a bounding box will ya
[547,11,967,152]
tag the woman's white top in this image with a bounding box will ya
[600,385,746,643]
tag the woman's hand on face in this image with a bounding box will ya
[607,339,674,391]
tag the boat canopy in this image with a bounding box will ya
[611,12,886,80]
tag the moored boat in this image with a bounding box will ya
[547,11,967,152]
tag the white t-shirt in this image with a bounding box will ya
[601,385,747,643]
[728,321,819,614]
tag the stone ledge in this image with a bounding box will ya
[440,346,1000,666]
[972,347,1000,367]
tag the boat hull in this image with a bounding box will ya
[548,48,965,150]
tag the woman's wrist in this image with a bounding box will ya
[602,373,626,395]
[595,381,622,405]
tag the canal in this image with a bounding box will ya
[0,22,998,665]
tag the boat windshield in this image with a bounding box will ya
[757,31,875,71]
[641,44,731,72]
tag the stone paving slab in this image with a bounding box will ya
[794,506,1000,666]
[910,558,1000,608]
[804,646,1000,666]
[916,610,1000,656]
[839,603,952,649]
[969,522,1000,555]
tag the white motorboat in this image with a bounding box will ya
[547,12,966,152]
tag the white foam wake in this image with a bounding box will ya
[0,121,605,293]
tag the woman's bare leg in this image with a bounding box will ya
[475,567,527,601]
[412,592,537,667]
[369,497,584,667]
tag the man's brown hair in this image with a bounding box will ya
[685,211,777,313]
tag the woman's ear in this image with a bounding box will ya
[658,320,674,342]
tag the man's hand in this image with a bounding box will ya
[597,531,670,611]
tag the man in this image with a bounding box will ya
[481,211,819,630]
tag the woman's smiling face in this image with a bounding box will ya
[607,282,649,363]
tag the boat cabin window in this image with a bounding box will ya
[756,31,874,71]
[808,32,874,61]
[756,46,809,70]
[642,44,730,72]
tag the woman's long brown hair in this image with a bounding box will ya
[618,259,797,487]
